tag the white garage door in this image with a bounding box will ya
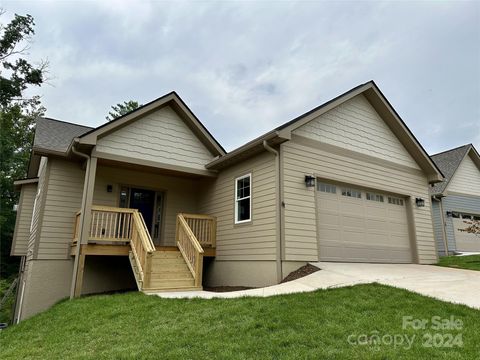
[453,214,480,252]
[316,181,412,263]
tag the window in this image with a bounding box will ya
[388,197,404,206]
[341,188,361,199]
[235,174,251,223]
[318,182,336,194]
[366,193,384,202]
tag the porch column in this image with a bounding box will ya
[70,156,98,298]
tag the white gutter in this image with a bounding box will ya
[263,140,283,282]
[69,139,91,298]
[432,195,449,256]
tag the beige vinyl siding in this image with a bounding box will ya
[447,154,480,196]
[198,152,277,261]
[26,157,49,261]
[93,165,199,245]
[96,106,214,170]
[293,94,421,170]
[282,139,437,264]
[36,159,85,259]
[11,183,37,256]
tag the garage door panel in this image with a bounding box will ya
[317,180,412,263]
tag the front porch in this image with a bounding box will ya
[71,205,217,294]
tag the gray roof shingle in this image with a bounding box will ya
[34,117,93,153]
[429,144,471,195]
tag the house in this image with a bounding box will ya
[430,144,480,255]
[10,81,443,322]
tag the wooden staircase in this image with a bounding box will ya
[72,206,216,295]
[129,248,200,293]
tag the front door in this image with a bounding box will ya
[129,188,156,234]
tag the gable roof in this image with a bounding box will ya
[430,144,480,195]
[77,91,225,157]
[33,117,93,155]
[206,81,444,183]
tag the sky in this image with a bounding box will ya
[3,0,480,153]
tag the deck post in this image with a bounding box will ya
[70,155,98,298]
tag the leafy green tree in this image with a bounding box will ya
[0,10,46,279]
[106,100,141,121]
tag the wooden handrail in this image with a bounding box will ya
[72,205,155,288]
[181,213,217,248]
[176,214,204,287]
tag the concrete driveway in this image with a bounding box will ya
[152,262,480,309]
[309,262,480,309]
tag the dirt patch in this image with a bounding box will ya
[204,286,256,293]
[281,264,320,283]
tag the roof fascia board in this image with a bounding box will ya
[205,130,287,169]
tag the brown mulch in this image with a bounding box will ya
[203,286,256,293]
[281,263,320,283]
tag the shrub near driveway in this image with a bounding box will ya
[1,284,479,359]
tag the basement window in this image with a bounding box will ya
[318,182,336,194]
[235,174,251,224]
[388,197,404,206]
[341,188,361,199]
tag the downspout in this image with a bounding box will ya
[263,140,283,282]
[433,195,449,256]
[70,139,91,298]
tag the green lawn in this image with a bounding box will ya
[0,284,479,359]
[437,255,480,271]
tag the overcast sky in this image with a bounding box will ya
[4,1,480,153]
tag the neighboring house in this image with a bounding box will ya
[430,144,480,255]
[10,81,443,322]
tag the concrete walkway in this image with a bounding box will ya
[151,262,480,309]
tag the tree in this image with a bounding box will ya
[0,10,46,279]
[105,100,141,121]
[459,220,480,236]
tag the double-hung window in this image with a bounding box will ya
[235,174,251,224]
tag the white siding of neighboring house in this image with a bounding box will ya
[446,154,480,196]
[294,94,421,169]
[96,106,215,171]
[11,183,37,256]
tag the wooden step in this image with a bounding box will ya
[142,286,202,294]
[148,278,195,288]
[150,262,191,271]
[151,251,183,259]
[150,266,193,279]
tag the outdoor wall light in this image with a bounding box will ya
[446,211,452,217]
[107,185,113,193]
[415,198,425,207]
[305,175,316,188]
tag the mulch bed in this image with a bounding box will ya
[203,286,256,292]
[281,263,320,283]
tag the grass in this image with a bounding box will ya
[0,284,479,359]
[437,254,480,271]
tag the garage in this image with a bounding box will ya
[316,181,413,263]
[452,213,480,252]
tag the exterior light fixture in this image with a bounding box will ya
[305,175,316,188]
[415,198,425,207]
[446,211,452,217]
[107,185,113,193]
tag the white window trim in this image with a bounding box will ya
[30,189,40,232]
[234,173,252,224]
